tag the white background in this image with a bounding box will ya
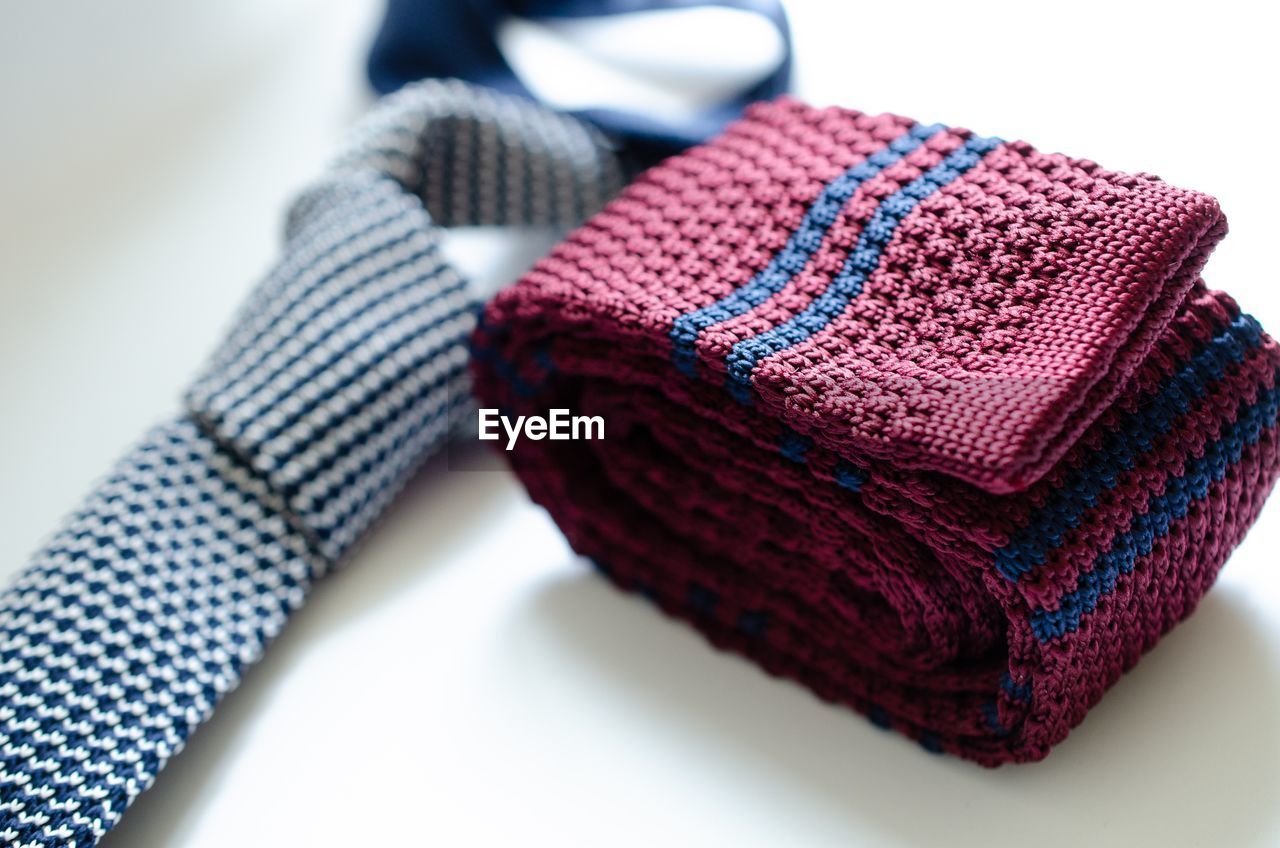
[2,2,1279,846]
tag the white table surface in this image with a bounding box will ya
[2,2,1279,846]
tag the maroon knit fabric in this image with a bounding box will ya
[471,97,1280,764]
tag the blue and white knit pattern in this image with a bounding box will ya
[0,79,622,847]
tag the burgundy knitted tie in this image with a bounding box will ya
[473,96,1280,764]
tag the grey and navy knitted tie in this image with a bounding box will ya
[0,80,622,847]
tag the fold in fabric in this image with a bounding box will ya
[366,0,792,164]
[472,97,1280,764]
[0,81,622,847]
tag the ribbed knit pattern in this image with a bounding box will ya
[0,80,622,847]
[472,97,1280,765]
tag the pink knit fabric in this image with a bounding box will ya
[471,98,1280,764]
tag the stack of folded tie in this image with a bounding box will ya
[473,97,1280,764]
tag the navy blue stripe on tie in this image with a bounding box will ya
[1001,673,1033,704]
[669,123,943,377]
[1030,379,1280,642]
[994,313,1264,582]
[723,133,1003,403]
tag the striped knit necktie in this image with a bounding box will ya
[0,80,622,848]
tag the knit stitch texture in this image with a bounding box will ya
[0,80,622,847]
[472,97,1280,764]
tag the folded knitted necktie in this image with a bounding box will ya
[472,97,1280,765]
[367,0,792,165]
[0,80,622,847]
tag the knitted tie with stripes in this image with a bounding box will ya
[472,97,1280,765]
[0,80,622,847]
